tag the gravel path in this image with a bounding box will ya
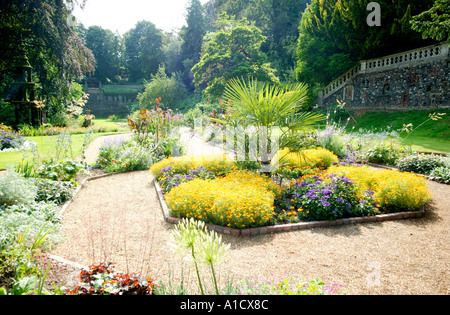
[49,132,450,295]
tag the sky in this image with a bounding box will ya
[72,0,209,35]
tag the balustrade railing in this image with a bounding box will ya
[320,43,448,100]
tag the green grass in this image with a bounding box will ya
[0,133,107,170]
[92,117,130,130]
[343,109,450,154]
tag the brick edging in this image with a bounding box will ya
[154,181,426,237]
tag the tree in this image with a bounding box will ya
[124,21,164,83]
[138,66,188,110]
[410,0,450,43]
[180,0,207,88]
[295,0,437,89]
[204,0,309,82]
[0,0,95,123]
[192,13,279,101]
[222,77,325,174]
[85,26,122,84]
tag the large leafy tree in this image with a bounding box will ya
[180,0,207,89]
[124,21,164,83]
[410,0,450,43]
[0,0,95,119]
[295,0,437,89]
[205,0,309,82]
[192,13,279,101]
[85,26,122,84]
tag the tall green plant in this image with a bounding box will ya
[169,218,230,295]
[221,77,325,172]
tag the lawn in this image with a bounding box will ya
[0,133,107,170]
[92,117,130,129]
[340,109,450,154]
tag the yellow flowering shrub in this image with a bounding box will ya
[165,171,278,229]
[273,147,339,170]
[325,165,432,212]
[150,154,237,179]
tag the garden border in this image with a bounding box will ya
[154,181,426,237]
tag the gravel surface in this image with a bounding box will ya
[47,133,449,295]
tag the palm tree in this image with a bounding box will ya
[221,77,325,174]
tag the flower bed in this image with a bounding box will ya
[152,153,431,236]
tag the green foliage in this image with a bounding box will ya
[95,135,181,173]
[429,166,450,184]
[33,179,76,206]
[36,159,87,182]
[180,0,207,88]
[395,154,446,175]
[124,21,164,82]
[0,170,37,207]
[138,66,188,110]
[410,0,450,42]
[222,77,325,171]
[0,0,95,126]
[366,143,401,165]
[295,0,436,88]
[85,26,122,84]
[192,14,279,101]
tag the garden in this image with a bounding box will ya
[1,75,448,296]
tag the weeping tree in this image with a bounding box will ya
[220,77,325,174]
[0,0,95,125]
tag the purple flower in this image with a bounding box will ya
[319,199,331,207]
[365,190,375,196]
[161,166,172,173]
[321,189,332,195]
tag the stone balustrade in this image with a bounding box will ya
[320,42,449,102]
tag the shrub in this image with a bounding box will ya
[33,179,77,205]
[150,154,237,180]
[165,171,278,229]
[395,154,446,175]
[366,142,401,165]
[429,166,450,184]
[36,159,87,182]
[96,138,155,173]
[4,201,62,225]
[325,165,432,212]
[0,170,37,207]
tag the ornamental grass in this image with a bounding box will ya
[324,165,432,212]
[165,171,279,229]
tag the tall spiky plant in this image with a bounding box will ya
[221,77,325,173]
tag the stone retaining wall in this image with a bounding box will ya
[318,43,449,110]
